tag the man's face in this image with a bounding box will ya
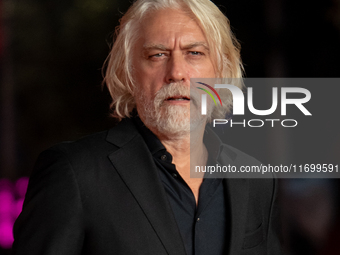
[132,8,216,137]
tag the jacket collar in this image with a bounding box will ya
[106,117,140,148]
[106,117,187,255]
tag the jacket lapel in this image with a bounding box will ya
[219,146,250,254]
[106,119,187,255]
[224,177,249,254]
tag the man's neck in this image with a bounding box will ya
[161,131,206,167]
[154,126,208,204]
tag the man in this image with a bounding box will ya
[13,0,282,254]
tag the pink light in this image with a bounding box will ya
[0,221,14,249]
[0,178,29,250]
[13,198,24,218]
[15,177,29,198]
[0,190,13,215]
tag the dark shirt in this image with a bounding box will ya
[134,117,228,255]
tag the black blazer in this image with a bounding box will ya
[13,118,283,255]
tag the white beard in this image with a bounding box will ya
[136,83,212,137]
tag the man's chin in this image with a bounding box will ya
[140,103,208,137]
[155,113,190,137]
[154,116,206,138]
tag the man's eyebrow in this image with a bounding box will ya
[182,42,210,52]
[142,42,210,52]
[143,44,169,51]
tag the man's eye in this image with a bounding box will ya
[189,51,203,56]
[151,53,165,58]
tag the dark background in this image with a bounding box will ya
[1,0,340,254]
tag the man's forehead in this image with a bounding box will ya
[138,9,209,50]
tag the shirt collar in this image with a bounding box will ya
[133,116,223,162]
[133,116,166,155]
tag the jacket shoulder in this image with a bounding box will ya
[49,130,113,156]
[45,117,139,159]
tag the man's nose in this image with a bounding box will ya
[165,53,187,84]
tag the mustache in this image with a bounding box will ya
[154,83,200,107]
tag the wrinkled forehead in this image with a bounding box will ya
[138,7,207,42]
[138,9,209,50]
